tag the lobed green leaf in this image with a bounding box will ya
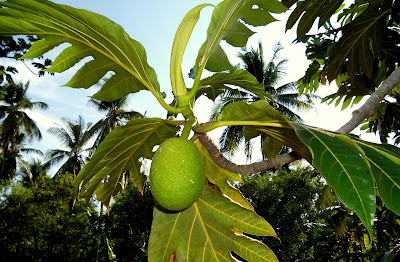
[148,185,278,262]
[193,0,286,77]
[74,118,179,209]
[0,0,161,101]
[327,10,388,82]
[195,140,253,210]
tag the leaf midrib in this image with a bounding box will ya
[5,5,158,94]
[302,127,369,219]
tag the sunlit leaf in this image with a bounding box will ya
[74,118,179,209]
[0,0,162,101]
[292,123,376,235]
[218,100,288,124]
[195,140,253,210]
[148,185,278,262]
[170,4,213,96]
[194,0,286,76]
[216,100,312,161]
[197,69,266,100]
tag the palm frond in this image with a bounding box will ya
[31,101,49,110]
[273,103,303,123]
[276,94,315,112]
[21,112,42,141]
[20,147,43,156]
[271,41,284,61]
[44,154,67,170]
[47,125,74,147]
[219,125,245,157]
[275,82,297,93]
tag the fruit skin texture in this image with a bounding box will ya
[149,138,206,211]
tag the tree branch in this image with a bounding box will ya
[196,133,301,176]
[196,68,400,175]
[336,67,400,134]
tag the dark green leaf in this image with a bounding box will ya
[286,0,312,32]
[327,10,389,81]
[355,141,400,216]
[292,123,376,235]
[262,136,283,160]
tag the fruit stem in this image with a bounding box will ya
[181,118,195,140]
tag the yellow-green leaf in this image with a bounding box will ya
[195,140,253,210]
[170,4,213,96]
[148,185,278,262]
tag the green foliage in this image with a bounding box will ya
[75,118,179,209]
[197,69,266,100]
[0,35,52,83]
[196,140,252,210]
[0,82,48,180]
[87,97,144,150]
[292,123,376,236]
[0,173,109,262]
[46,115,95,177]
[0,0,165,107]
[209,42,317,158]
[106,182,154,262]
[239,168,324,261]
[287,0,400,142]
[192,0,287,76]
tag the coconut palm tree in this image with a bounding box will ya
[17,156,48,187]
[211,41,317,159]
[87,96,144,150]
[46,115,95,177]
[0,82,48,179]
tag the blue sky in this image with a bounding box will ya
[3,0,381,174]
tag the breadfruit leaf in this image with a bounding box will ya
[216,100,313,161]
[74,118,179,209]
[195,140,253,210]
[286,0,344,38]
[197,69,266,101]
[291,123,376,236]
[327,10,389,82]
[193,0,286,76]
[0,0,161,102]
[354,140,400,216]
[170,4,213,96]
[148,184,278,262]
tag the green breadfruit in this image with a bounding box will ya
[149,137,206,211]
